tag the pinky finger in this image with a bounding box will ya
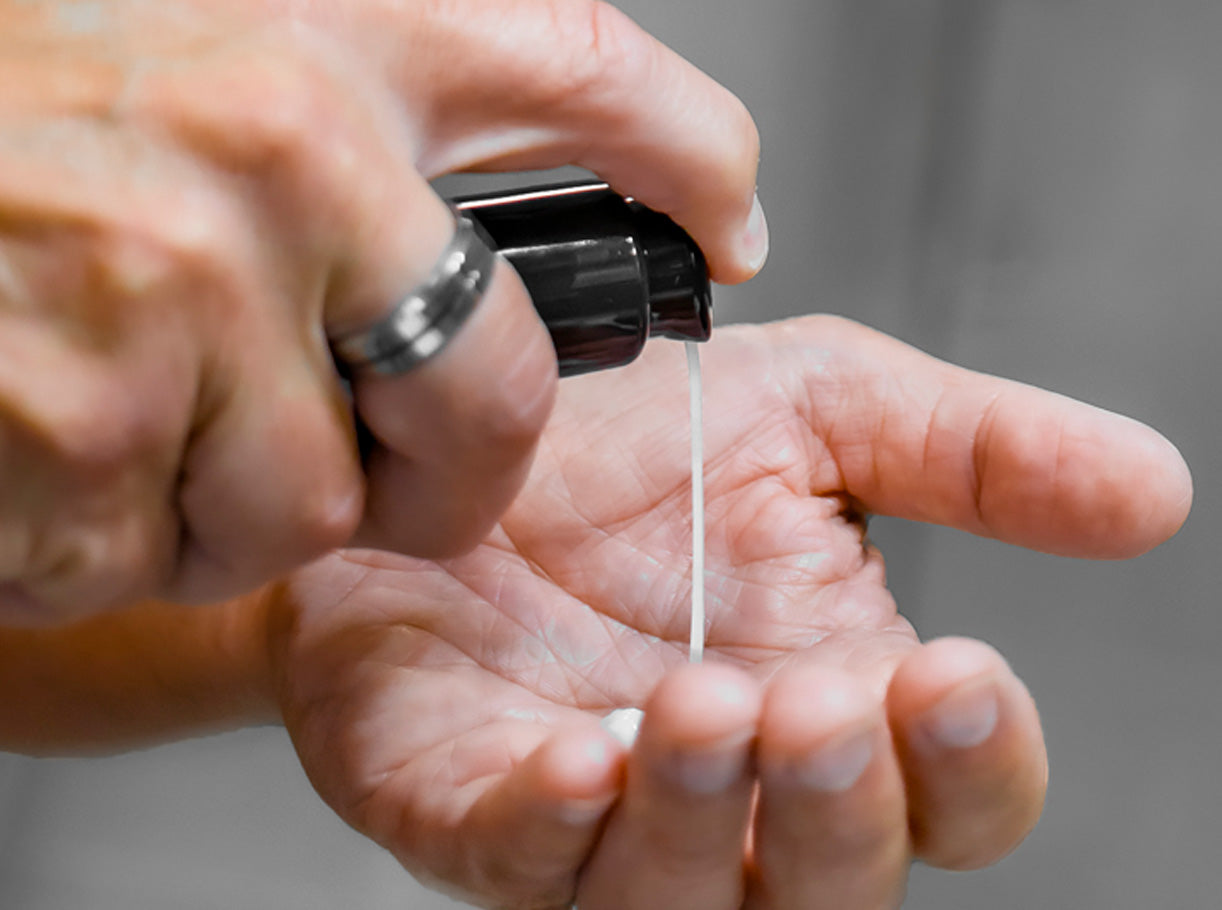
[887,637,1048,870]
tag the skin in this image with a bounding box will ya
[0,315,1191,905]
[0,6,1192,904]
[0,0,764,621]
[258,315,1190,909]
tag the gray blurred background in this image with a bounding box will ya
[2,1,1221,907]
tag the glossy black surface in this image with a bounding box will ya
[454,183,711,376]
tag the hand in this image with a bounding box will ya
[272,315,1191,909]
[0,0,762,621]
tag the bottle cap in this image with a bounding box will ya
[455,183,711,375]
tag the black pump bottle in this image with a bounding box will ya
[453,183,712,376]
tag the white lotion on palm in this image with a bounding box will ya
[601,342,706,748]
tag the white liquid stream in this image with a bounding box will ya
[601,342,704,749]
[685,341,705,664]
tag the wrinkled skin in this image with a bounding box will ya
[0,0,761,620]
[272,316,1191,909]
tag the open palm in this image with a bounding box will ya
[271,316,1189,909]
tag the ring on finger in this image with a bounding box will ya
[330,213,496,376]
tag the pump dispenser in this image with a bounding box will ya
[454,182,712,376]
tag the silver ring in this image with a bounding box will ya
[330,214,496,376]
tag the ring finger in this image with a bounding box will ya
[748,665,909,910]
[292,54,560,559]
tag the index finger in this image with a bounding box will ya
[383,0,765,284]
[774,316,1193,559]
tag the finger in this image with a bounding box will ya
[139,27,559,564]
[394,0,765,283]
[577,663,760,910]
[342,223,559,558]
[0,96,212,619]
[886,637,1047,870]
[304,56,558,558]
[125,40,371,599]
[748,665,908,910]
[769,315,1192,558]
[172,337,364,602]
[460,723,626,906]
[0,338,183,621]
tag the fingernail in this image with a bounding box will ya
[556,793,618,826]
[740,193,769,273]
[670,740,750,794]
[918,682,999,750]
[794,730,874,792]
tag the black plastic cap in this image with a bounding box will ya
[455,182,711,376]
[628,201,713,343]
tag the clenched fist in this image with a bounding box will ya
[0,0,765,622]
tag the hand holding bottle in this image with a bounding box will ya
[0,0,765,622]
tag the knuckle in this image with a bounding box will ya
[98,191,239,301]
[540,0,653,112]
[205,37,376,236]
[142,29,362,186]
[230,54,340,173]
[76,515,176,605]
[287,479,363,557]
[25,502,177,619]
[273,399,367,558]
[30,375,165,480]
[200,418,363,579]
[150,191,236,267]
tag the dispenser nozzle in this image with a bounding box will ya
[454,183,712,376]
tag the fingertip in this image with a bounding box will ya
[554,4,763,287]
[986,394,1194,560]
[887,637,1011,717]
[537,725,626,806]
[759,665,883,794]
[296,472,366,553]
[579,664,758,908]
[751,666,909,910]
[899,638,1041,757]
[721,191,769,284]
[1125,421,1193,555]
[887,638,1017,763]
[642,662,762,747]
[889,638,1047,870]
[673,184,765,287]
[1062,406,1194,559]
[760,664,879,749]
